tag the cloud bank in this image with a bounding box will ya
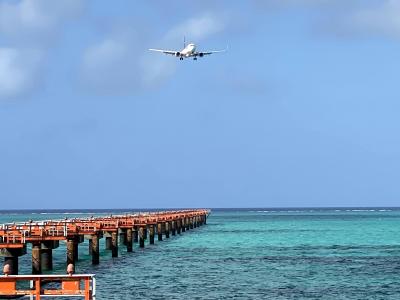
[0,0,83,100]
[0,48,43,99]
[349,0,400,38]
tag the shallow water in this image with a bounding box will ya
[1,208,400,299]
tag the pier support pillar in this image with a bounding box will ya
[126,228,133,252]
[88,239,93,256]
[182,218,186,232]
[139,226,145,248]
[41,241,55,271]
[111,231,118,257]
[194,217,197,228]
[165,222,170,238]
[190,217,194,229]
[73,236,80,262]
[32,243,41,274]
[186,218,190,231]
[204,215,207,225]
[91,234,100,265]
[149,225,155,245]
[133,228,138,243]
[4,257,18,275]
[120,229,127,246]
[1,247,26,275]
[177,219,181,234]
[66,239,75,265]
[105,237,112,250]
[144,226,148,240]
[171,221,176,236]
[157,223,163,241]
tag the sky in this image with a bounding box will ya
[1,0,400,209]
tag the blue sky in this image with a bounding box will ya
[1,0,400,209]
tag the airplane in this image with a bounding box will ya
[149,38,227,61]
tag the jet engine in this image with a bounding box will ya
[199,53,204,57]
[175,52,181,57]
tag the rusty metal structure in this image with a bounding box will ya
[0,209,209,275]
[0,274,96,299]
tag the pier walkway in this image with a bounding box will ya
[0,209,209,275]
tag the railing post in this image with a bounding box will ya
[35,277,41,300]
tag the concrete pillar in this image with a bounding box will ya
[157,223,163,241]
[171,220,176,236]
[186,218,190,230]
[182,218,186,232]
[4,256,18,275]
[194,217,197,228]
[165,222,170,238]
[41,242,53,271]
[126,228,133,252]
[139,226,145,248]
[66,239,75,265]
[111,231,118,257]
[133,228,138,243]
[149,225,155,245]
[73,237,79,262]
[32,243,41,274]
[105,237,112,250]
[204,215,207,225]
[91,234,100,265]
[177,219,181,234]
[144,226,148,240]
[120,229,127,246]
[88,239,93,256]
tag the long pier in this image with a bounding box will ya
[0,209,209,275]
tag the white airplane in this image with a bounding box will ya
[149,38,227,61]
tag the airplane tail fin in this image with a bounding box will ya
[183,36,186,48]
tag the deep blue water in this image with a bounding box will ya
[1,208,400,299]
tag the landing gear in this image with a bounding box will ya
[179,57,183,61]
[193,57,197,61]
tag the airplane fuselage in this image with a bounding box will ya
[180,43,196,57]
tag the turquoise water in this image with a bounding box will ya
[1,208,400,299]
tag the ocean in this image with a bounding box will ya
[1,208,400,299]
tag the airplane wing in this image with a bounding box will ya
[148,49,178,56]
[193,47,228,57]
[199,49,227,55]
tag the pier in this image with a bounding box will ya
[0,209,209,275]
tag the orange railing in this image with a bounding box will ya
[0,274,96,299]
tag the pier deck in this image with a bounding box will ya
[0,209,209,275]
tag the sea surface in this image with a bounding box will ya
[1,208,400,299]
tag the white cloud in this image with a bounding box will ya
[0,48,43,99]
[0,0,83,99]
[80,13,227,94]
[350,0,400,38]
[165,13,227,43]
[0,0,83,44]
[255,0,400,40]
